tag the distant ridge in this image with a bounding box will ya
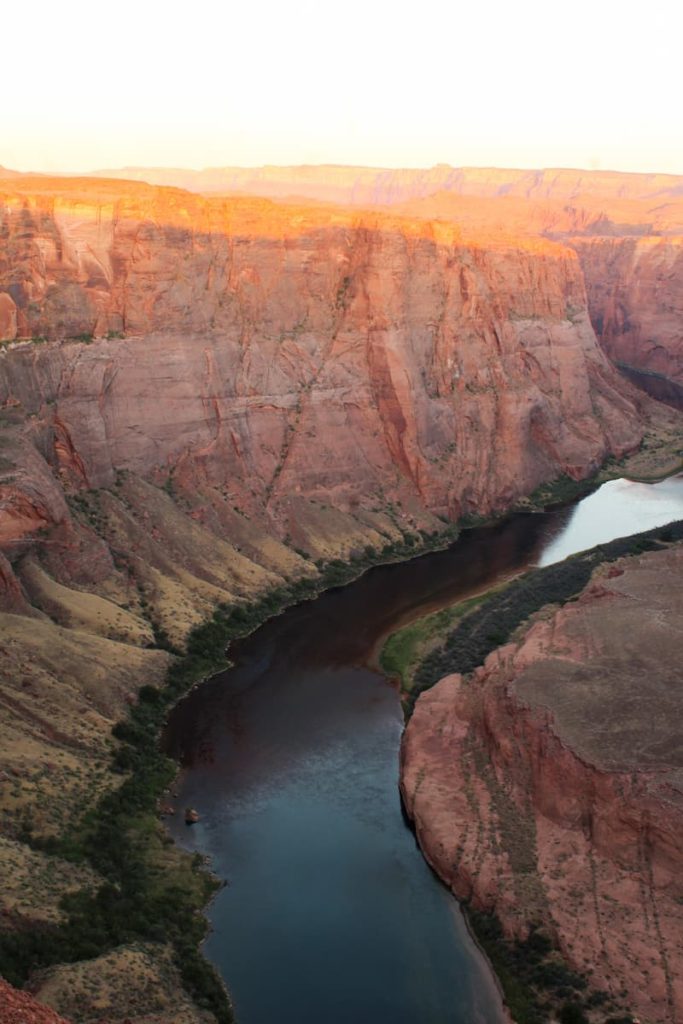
[0,164,27,178]
[90,163,683,205]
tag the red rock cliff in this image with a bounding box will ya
[0,979,71,1024]
[0,177,642,542]
[571,236,683,385]
[401,546,683,1024]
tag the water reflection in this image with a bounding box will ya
[538,475,683,566]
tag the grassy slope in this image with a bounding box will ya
[0,524,459,1022]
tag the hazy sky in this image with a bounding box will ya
[4,0,682,175]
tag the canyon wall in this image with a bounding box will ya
[570,236,683,385]
[6,166,683,386]
[0,178,644,538]
[0,171,677,1023]
[401,545,683,1024]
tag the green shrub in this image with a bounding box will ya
[0,521,460,1014]
[559,1003,589,1024]
[406,518,683,715]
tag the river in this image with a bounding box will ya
[164,473,683,1024]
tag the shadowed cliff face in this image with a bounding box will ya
[570,236,683,384]
[401,544,683,1024]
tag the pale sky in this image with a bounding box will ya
[3,0,682,176]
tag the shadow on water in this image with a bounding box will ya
[164,476,683,1024]
[618,364,683,411]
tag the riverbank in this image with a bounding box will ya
[399,519,683,1024]
[381,458,683,697]
[4,479,554,1019]
[4,456,681,1023]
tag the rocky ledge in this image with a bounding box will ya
[0,978,70,1023]
[401,543,683,1024]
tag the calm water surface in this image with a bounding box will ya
[165,474,683,1024]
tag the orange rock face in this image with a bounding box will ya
[401,546,683,1024]
[5,165,682,384]
[0,176,644,563]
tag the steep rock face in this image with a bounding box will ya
[0,180,643,535]
[9,167,683,389]
[401,546,683,1024]
[571,236,683,384]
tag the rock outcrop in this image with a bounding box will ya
[401,545,683,1024]
[0,176,644,527]
[0,978,71,1024]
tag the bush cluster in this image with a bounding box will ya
[468,908,634,1023]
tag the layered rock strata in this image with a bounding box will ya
[0,177,643,519]
[10,164,683,384]
[571,237,683,385]
[401,545,683,1024]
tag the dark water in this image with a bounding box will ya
[618,364,683,411]
[164,475,683,1024]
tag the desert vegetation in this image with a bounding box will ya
[404,518,683,716]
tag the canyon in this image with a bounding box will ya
[0,164,681,1023]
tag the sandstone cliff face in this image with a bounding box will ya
[25,164,683,388]
[401,546,683,1024]
[0,179,642,529]
[571,236,683,385]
